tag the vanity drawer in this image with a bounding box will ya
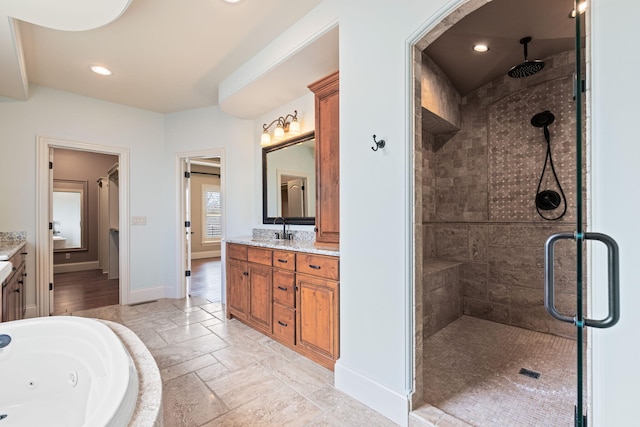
[296,253,339,280]
[273,303,295,345]
[247,247,272,266]
[227,243,247,261]
[273,270,295,307]
[273,250,295,270]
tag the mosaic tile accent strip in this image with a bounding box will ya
[488,76,576,222]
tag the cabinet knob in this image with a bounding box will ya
[243,271,249,276]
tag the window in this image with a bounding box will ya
[202,184,221,242]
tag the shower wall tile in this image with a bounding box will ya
[462,299,510,324]
[434,225,468,261]
[460,262,487,300]
[421,50,584,338]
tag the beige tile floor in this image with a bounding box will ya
[71,297,398,427]
[421,316,576,427]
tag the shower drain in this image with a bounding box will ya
[519,368,541,379]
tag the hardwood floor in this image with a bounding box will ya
[53,269,119,315]
[190,257,221,303]
[52,257,221,314]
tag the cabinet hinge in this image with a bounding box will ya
[185,270,191,277]
[49,283,53,291]
[184,171,191,178]
[49,161,53,170]
[49,222,53,230]
[185,220,191,228]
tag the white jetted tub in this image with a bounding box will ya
[0,316,138,427]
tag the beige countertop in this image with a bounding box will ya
[225,236,339,257]
[0,232,26,261]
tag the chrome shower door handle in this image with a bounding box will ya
[544,232,576,324]
[583,232,620,329]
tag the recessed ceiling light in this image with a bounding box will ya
[221,0,242,3]
[90,65,112,76]
[473,44,489,53]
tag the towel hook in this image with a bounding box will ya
[371,135,385,152]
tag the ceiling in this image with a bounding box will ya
[424,0,579,96]
[0,0,327,114]
[1,0,581,116]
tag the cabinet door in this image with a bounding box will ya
[248,263,273,332]
[296,274,339,360]
[309,72,340,245]
[226,259,248,320]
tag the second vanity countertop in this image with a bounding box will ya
[225,236,339,257]
[0,231,27,262]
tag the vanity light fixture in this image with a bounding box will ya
[90,65,112,76]
[260,110,301,146]
[473,44,489,52]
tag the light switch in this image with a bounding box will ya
[132,216,147,225]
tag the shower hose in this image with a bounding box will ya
[535,126,567,220]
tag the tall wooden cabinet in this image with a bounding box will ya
[308,72,340,245]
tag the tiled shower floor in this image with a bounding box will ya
[422,316,577,427]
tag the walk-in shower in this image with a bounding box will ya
[414,1,585,425]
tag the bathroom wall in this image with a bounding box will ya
[422,50,582,338]
[52,148,118,267]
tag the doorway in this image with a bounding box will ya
[176,149,226,304]
[410,0,590,425]
[36,137,130,316]
[51,148,119,314]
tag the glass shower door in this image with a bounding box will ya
[543,2,620,426]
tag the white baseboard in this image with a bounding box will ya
[24,305,38,319]
[127,286,166,305]
[54,261,100,274]
[334,361,410,427]
[192,250,221,259]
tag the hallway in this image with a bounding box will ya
[190,257,221,303]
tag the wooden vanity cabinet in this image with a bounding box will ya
[226,244,273,334]
[308,71,340,246]
[2,248,26,322]
[226,242,339,370]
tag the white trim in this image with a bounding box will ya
[24,304,37,319]
[53,261,100,274]
[175,148,226,302]
[36,136,130,317]
[192,251,221,260]
[128,286,166,305]
[335,361,410,427]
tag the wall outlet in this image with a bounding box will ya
[132,216,147,225]
[65,253,70,260]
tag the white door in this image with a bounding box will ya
[184,159,192,296]
[48,148,54,314]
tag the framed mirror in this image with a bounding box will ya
[263,131,316,225]
[52,179,88,252]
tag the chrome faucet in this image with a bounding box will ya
[273,217,292,240]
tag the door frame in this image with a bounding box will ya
[406,0,594,415]
[175,148,226,300]
[36,136,130,315]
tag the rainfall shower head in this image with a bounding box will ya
[531,110,555,128]
[508,37,545,78]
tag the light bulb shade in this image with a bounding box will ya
[273,125,285,140]
[260,131,271,146]
[288,119,300,135]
